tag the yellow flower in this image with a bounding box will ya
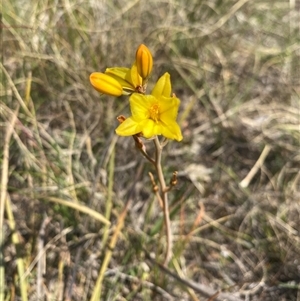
[89,72,123,96]
[116,73,182,141]
[136,44,153,81]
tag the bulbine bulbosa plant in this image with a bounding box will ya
[89,45,182,298]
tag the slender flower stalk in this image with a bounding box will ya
[153,136,172,265]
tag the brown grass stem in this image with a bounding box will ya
[239,144,272,188]
[145,250,243,301]
[101,146,115,249]
[45,197,110,225]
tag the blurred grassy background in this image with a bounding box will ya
[1,0,300,300]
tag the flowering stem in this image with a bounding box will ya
[153,136,172,266]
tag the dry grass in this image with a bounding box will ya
[1,0,300,300]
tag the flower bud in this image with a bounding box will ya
[136,44,153,80]
[90,72,123,96]
[117,115,126,123]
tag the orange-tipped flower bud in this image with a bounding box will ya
[136,44,153,80]
[90,72,123,96]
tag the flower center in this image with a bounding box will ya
[149,103,160,122]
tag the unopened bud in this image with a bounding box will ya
[170,171,178,187]
[136,44,153,80]
[90,72,123,96]
[117,115,126,123]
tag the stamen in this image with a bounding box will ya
[149,103,160,122]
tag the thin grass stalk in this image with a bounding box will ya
[0,105,20,300]
[0,64,33,119]
[63,101,79,203]
[90,198,131,301]
[101,146,115,248]
[5,195,28,301]
[90,162,144,300]
[1,105,28,301]
[172,258,199,301]
[1,106,28,300]
[45,197,110,225]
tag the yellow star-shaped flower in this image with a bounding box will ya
[116,73,182,141]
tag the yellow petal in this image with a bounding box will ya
[160,121,183,141]
[105,67,129,80]
[105,67,135,92]
[136,44,153,80]
[159,96,180,121]
[115,117,141,136]
[151,72,171,98]
[139,119,161,138]
[129,94,153,121]
[139,119,182,140]
[90,72,123,96]
[129,62,143,89]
